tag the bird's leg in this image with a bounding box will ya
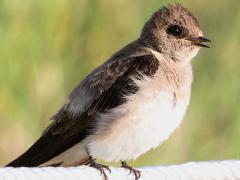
[121,161,141,180]
[86,149,111,180]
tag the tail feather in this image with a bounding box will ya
[40,142,89,167]
[6,127,87,167]
[6,103,93,167]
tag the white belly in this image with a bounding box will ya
[87,76,191,162]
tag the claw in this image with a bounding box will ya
[128,167,133,175]
[88,155,111,180]
[121,161,141,180]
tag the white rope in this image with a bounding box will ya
[1,160,240,180]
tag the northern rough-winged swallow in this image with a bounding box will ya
[7,4,210,180]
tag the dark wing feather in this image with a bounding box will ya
[6,45,159,167]
[88,55,159,114]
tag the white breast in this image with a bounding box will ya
[87,70,191,162]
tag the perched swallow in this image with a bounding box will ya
[7,4,210,180]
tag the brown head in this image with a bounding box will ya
[140,4,210,63]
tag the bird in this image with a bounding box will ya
[6,4,210,180]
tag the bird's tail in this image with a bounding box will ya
[38,142,90,167]
[5,131,89,167]
[6,146,89,168]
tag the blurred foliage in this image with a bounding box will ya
[0,0,240,166]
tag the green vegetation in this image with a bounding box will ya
[0,0,239,166]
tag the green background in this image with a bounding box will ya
[0,0,240,166]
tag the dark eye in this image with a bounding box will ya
[166,25,183,37]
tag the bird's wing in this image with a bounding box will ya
[6,43,159,167]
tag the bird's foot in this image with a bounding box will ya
[121,161,141,180]
[89,156,111,180]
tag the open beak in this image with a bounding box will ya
[187,36,211,48]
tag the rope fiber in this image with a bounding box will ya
[1,160,240,180]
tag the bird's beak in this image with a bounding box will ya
[187,36,211,48]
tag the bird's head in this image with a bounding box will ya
[140,4,211,63]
